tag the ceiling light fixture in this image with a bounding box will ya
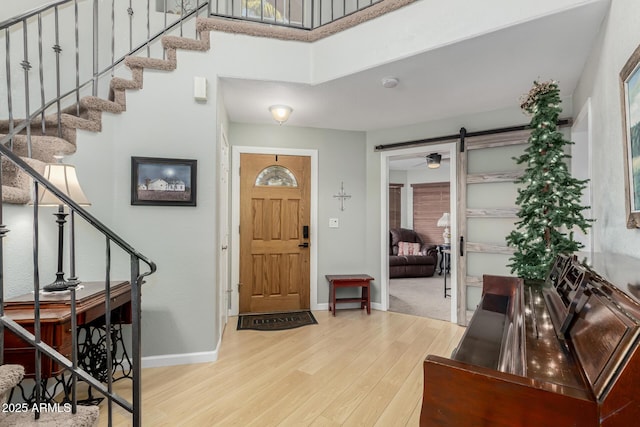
[269,105,293,125]
[381,77,399,89]
[426,153,442,169]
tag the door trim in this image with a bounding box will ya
[379,143,458,324]
[571,98,593,255]
[231,146,319,315]
[218,124,230,335]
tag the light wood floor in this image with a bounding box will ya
[97,309,465,426]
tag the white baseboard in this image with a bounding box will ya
[142,348,219,368]
[314,303,329,310]
[371,302,385,311]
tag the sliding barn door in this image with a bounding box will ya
[457,130,530,324]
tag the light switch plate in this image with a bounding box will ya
[329,218,339,228]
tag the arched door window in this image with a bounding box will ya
[255,165,298,187]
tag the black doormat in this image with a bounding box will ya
[237,310,318,331]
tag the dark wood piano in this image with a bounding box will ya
[420,254,640,426]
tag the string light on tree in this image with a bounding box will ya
[506,80,593,280]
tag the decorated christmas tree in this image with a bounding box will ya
[506,80,592,280]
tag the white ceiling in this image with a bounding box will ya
[220,1,609,132]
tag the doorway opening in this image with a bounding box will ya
[380,143,457,323]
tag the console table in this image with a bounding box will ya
[325,274,373,316]
[437,244,451,275]
[2,281,131,402]
[442,248,451,298]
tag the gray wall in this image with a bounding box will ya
[107,56,219,358]
[573,0,640,256]
[228,123,369,304]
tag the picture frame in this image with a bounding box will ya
[620,43,640,228]
[131,157,197,206]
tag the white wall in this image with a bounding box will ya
[1,0,52,20]
[573,0,640,256]
[311,0,602,83]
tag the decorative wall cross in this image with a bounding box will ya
[333,181,351,211]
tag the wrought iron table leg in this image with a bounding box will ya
[11,321,133,405]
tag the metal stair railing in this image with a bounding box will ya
[0,1,192,425]
[1,0,210,154]
[0,143,157,425]
[207,0,383,30]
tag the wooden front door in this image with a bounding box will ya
[239,153,311,313]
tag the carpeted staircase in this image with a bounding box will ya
[0,19,211,205]
[0,0,420,205]
[0,17,211,422]
[0,364,98,426]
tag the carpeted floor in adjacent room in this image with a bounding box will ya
[389,276,451,321]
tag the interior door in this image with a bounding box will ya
[457,130,531,324]
[239,153,311,313]
[218,127,230,334]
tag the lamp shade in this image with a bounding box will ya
[37,163,91,206]
[269,105,293,124]
[437,212,450,227]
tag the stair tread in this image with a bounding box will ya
[2,134,76,161]
[0,365,24,398]
[80,97,125,113]
[162,35,210,51]
[125,56,175,71]
[0,185,32,204]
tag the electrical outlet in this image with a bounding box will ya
[329,218,339,228]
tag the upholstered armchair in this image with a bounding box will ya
[389,228,438,278]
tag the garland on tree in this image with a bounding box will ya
[506,80,592,280]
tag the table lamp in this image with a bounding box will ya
[437,212,451,245]
[37,159,91,292]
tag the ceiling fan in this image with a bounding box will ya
[425,153,442,169]
[405,152,449,169]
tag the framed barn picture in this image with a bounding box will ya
[620,43,640,228]
[131,157,197,206]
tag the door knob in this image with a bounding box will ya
[298,242,309,248]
